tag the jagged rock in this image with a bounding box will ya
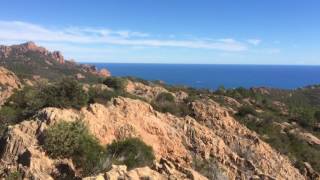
[174,91,189,102]
[126,81,169,101]
[288,128,320,146]
[98,68,111,78]
[0,120,42,164]
[213,95,241,109]
[35,97,305,179]
[19,148,55,180]
[50,51,65,64]
[0,41,65,64]
[302,162,320,180]
[0,42,111,79]
[0,67,21,105]
[0,118,79,180]
[103,165,167,180]
[190,99,304,179]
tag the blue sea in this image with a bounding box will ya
[90,63,320,89]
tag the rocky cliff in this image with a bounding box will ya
[0,42,110,81]
[0,96,306,179]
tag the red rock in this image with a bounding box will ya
[98,68,111,77]
[50,51,65,64]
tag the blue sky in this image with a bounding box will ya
[0,0,319,64]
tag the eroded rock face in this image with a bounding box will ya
[0,42,111,78]
[36,97,305,179]
[50,51,65,64]
[191,99,304,179]
[0,116,79,179]
[104,165,167,180]
[0,67,21,105]
[126,81,169,101]
[98,69,111,78]
[0,119,56,180]
[0,41,64,64]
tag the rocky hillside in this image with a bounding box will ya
[0,67,21,105]
[0,43,319,180]
[0,42,110,82]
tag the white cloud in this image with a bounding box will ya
[247,39,261,46]
[218,38,237,43]
[0,20,248,52]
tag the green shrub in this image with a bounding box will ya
[314,110,320,123]
[0,78,88,128]
[43,121,107,176]
[88,87,121,104]
[5,171,22,180]
[41,78,88,109]
[103,77,128,91]
[155,92,175,102]
[106,138,155,169]
[151,92,192,117]
[236,106,257,117]
[9,86,45,118]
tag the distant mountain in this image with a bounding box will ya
[0,41,110,82]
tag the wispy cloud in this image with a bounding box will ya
[247,39,261,46]
[0,20,248,52]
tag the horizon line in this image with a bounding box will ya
[79,62,320,66]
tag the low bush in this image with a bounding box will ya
[236,106,257,117]
[0,78,88,125]
[106,138,155,169]
[151,92,192,117]
[40,78,88,109]
[43,121,107,176]
[88,87,121,104]
[103,77,128,91]
[155,92,175,102]
[5,171,22,180]
[314,110,320,123]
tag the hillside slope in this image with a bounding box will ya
[0,42,319,179]
[0,42,110,82]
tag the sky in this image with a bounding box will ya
[0,0,320,65]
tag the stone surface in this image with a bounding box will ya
[0,67,21,105]
[191,99,304,179]
[98,68,111,78]
[104,165,167,180]
[126,81,169,101]
[36,97,305,179]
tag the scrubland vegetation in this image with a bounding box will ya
[1,74,320,175]
[43,121,155,176]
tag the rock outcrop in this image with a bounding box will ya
[126,81,169,101]
[50,51,65,64]
[84,165,167,180]
[98,69,111,78]
[0,41,63,64]
[0,42,111,78]
[0,67,21,105]
[34,97,304,179]
[190,99,304,179]
[126,81,187,102]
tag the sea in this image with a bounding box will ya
[90,63,320,90]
